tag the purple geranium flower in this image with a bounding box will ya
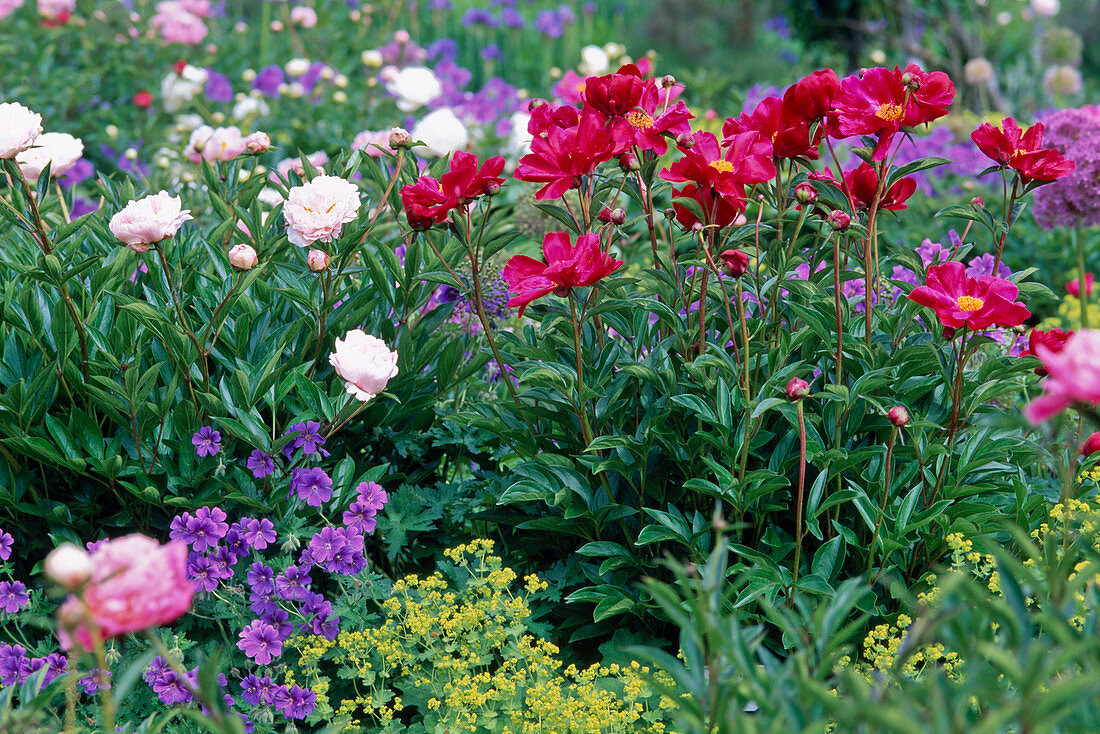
[274,564,311,601]
[246,449,275,479]
[0,644,30,686]
[192,426,221,458]
[239,518,276,549]
[291,467,332,507]
[274,683,317,719]
[0,530,12,561]
[80,668,111,696]
[237,620,283,665]
[187,554,222,593]
[0,581,29,613]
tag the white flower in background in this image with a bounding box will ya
[1032,0,1060,16]
[507,111,533,157]
[17,132,84,183]
[579,44,610,76]
[257,187,284,207]
[411,108,468,158]
[963,57,995,86]
[361,49,383,67]
[285,58,311,77]
[386,66,442,112]
[160,65,208,112]
[232,94,269,121]
[1044,65,1082,96]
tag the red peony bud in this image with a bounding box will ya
[1081,432,1100,457]
[827,209,851,231]
[676,132,694,149]
[609,208,626,225]
[888,406,910,427]
[719,249,749,278]
[786,377,810,401]
[794,182,817,204]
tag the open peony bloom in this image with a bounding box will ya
[0,102,42,160]
[907,261,1030,334]
[184,125,247,163]
[56,534,193,651]
[16,131,84,183]
[329,330,399,402]
[1024,330,1100,424]
[503,231,624,316]
[1066,273,1094,298]
[109,191,193,252]
[283,175,361,247]
[971,117,1075,183]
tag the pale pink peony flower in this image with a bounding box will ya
[185,125,246,162]
[352,129,394,157]
[17,131,83,183]
[307,248,329,272]
[176,0,211,16]
[109,191,193,252]
[1024,329,1100,423]
[151,2,208,45]
[44,543,93,590]
[329,329,399,402]
[290,5,317,27]
[37,0,72,20]
[245,131,271,154]
[55,534,193,651]
[283,175,361,247]
[0,102,42,159]
[228,243,258,270]
[0,0,24,21]
[273,151,328,183]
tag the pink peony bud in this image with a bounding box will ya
[971,196,984,207]
[109,191,193,252]
[794,182,817,204]
[719,249,749,278]
[307,248,329,272]
[44,543,93,590]
[228,243,258,270]
[329,329,399,403]
[827,209,851,231]
[244,131,271,154]
[786,377,810,401]
[888,406,910,427]
[609,207,626,225]
[388,127,412,149]
[0,102,43,160]
[56,534,193,651]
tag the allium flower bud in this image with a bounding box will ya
[307,249,330,272]
[388,127,412,148]
[719,249,749,278]
[887,406,910,427]
[827,209,851,231]
[45,543,93,590]
[244,131,270,154]
[794,182,817,204]
[786,377,810,401]
[228,243,258,271]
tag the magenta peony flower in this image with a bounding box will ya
[109,191,192,252]
[283,175,361,247]
[1024,329,1100,423]
[0,102,42,159]
[56,534,193,651]
[329,330,399,402]
[37,0,72,21]
[16,131,83,183]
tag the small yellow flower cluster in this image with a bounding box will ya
[287,540,672,733]
[1041,294,1100,334]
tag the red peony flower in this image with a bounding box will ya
[832,65,954,161]
[722,96,819,159]
[400,177,450,229]
[842,162,917,211]
[399,151,505,229]
[583,64,694,155]
[502,232,623,316]
[908,261,1030,333]
[660,131,775,199]
[671,183,745,231]
[1081,432,1100,457]
[582,64,648,118]
[1020,327,1074,375]
[1066,273,1094,298]
[133,91,154,109]
[514,113,618,200]
[527,101,580,137]
[970,117,1076,183]
[783,69,841,123]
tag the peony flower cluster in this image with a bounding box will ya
[385,66,442,111]
[329,330,399,402]
[0,102,42,159]
[109,191,193,252]
[55,535,193,651]
[16,131,83,183]
[282,175,361,247]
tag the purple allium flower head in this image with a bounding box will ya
[291,467,333,507]
[192,426,221,458]
[533,9,562,36]
[246,449,275,478]
[427,0,452,8]
[1033,105,1100,230]
[426,38,457,63]
[237,620,283,665]
[204,70,234,103]
[0,530,12,561]
[71,196,100,219]
[0,581,29,614]
[557,5,577,23]
[274,683,317,719]
[252,65,285,97]
[462,8,498,26]
[500,7,524,27]
[58,158,94,189]
[582,2,597,15]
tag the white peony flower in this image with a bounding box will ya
[411,108,468,158]
[17,131,84,182]
[386,66,442,112]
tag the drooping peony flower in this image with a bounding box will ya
[907,260,1030,334]
[842,162,917,211]
[283,175,361,247]
[329,330,399,402]
[109,191,193,252]
[502,231,624,316]
[514,112,617,199]
[0,102,42,159]
[56,535,193,651]
[16,131,83,183]
[1024,329,1100,423]
[970,117,1075,183]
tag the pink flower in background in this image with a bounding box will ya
[244,131,271,154]
[1066,273,1095,298]
[0,102,41,159]
[273,151,329,183]
[0,0,23,21]
[290,6,317,27]
[352,130,394,157]
[1024,330,1100,423]
[283,175,361,247]
[184,125,246,162]
[16,131,83,183]
[56,535,193,651]
[37,0,72,21]
[109,191,192,252]
[329,330,399,402]
[176,0,211,16]
[151,1,208,45]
